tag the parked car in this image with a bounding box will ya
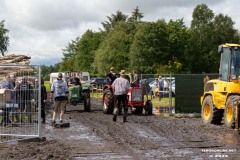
[90,77,107,86]
[149,78,175,97]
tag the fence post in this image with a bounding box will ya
[169,74,172,110]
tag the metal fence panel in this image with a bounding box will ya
[174,74,219,113]
[0,65,41,143]
[139,73,219,114]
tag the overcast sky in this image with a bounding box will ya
[0,0,238,66]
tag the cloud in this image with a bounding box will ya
[0,0,238,66]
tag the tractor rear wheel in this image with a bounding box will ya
[201,96,223,125]
[102,88,114,114]
[224,96,240,128]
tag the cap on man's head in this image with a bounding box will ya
[159,76,162,78]
[120,70,126,75]
[110,67,115,71]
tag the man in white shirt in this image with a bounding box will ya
[111,70,130,122]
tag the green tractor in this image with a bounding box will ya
[68,84,91,112]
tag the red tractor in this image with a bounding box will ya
[102,80,153,115]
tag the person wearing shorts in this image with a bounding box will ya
[50,73,69,123]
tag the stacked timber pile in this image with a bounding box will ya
[0,54,31,65]
[0,54,33,81]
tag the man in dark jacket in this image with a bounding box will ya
[106,67,116,85]
[35,78,47,123]
[16,76,33,123]
[68,73,81,86]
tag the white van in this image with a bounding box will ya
[49,72,70,85]
[80,72,90,82]
[49,71,90,86]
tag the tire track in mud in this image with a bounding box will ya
[65,101,203,159]
[42,99,240,160]
[54,101,135,160]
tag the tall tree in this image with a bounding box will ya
[60,38,79,71]
[0,20,9,56]
[74,30,103,74]
[101,11,128,32]
[188,4,216,73]
[129,20,169,74]
[166,19,189,73]
[94,22,133,75]
[128,6,144,23]
[214,13,240,44]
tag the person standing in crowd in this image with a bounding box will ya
[158,76,164,98]
[0,75,15,126]
[152,78,159,98]
[106,67,116,85]
[111,70,130,122]
[34,78,47,123]
[202,72,209,87]
[50,73,69,124]
[68,73,81,86]
[163,77,169,97]
[9,74,19,124]
[16,76,33,123]
[132,70,140,87]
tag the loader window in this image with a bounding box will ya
[230,48,240,79]
[219,48,229,81]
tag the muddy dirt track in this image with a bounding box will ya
[0,98,240,160]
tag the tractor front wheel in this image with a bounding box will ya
[84,97,91,112]
[83,91,91,112]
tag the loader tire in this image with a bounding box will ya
[102,88,114,114]
[201,95,223,125]
[224,96,240,128]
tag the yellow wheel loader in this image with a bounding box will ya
[200,43,240,128]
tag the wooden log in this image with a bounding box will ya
[0,54,31,64]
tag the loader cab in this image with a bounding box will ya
[218,44,240,81]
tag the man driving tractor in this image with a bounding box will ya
[68,73,81,86]
[106,67,116,85]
